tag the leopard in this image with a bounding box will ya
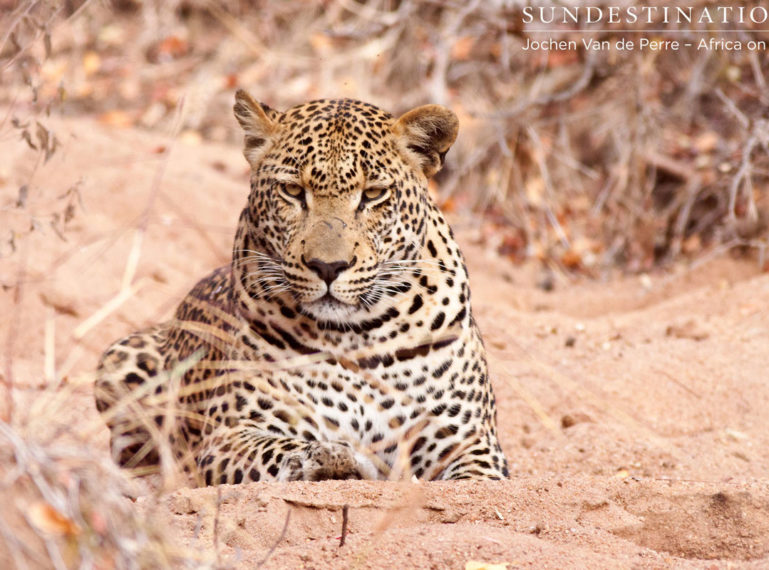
[94,89,509,484]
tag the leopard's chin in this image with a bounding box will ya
[300,294,358,323]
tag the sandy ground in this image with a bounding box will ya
[2,115,769,568]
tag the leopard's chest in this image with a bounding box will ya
[241,324,483,471]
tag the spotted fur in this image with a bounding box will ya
[95,91,509,484]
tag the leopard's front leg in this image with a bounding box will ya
[195,427,380,485]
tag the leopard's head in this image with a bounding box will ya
[232,90,457,324]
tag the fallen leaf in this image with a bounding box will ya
[682,234,701,254]
[82,51,101,75]
[693,131,718,153]
[310,33,333,52]
[561,249,582,269]
[439,196,456,213]
[152,35,189,61]
[28,502,80,536]
[98,110,133,128]
[451,36,475,61]
[180,129,202,145]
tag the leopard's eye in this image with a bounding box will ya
[359,186,390,209]
[280,183,305,203]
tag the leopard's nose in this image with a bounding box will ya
[304,257,351,285]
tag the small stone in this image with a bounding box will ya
[537,272,555,292]
[520,436,535,449]
[561,412,592,429]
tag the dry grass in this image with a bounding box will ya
[0,378,206,568]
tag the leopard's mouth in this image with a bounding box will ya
[300,293,358,322]
[319,291,346,304]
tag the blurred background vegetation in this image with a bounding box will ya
[2,0,769,274]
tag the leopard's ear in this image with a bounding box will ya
[233,89,283,168]
[391,104,459,178]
